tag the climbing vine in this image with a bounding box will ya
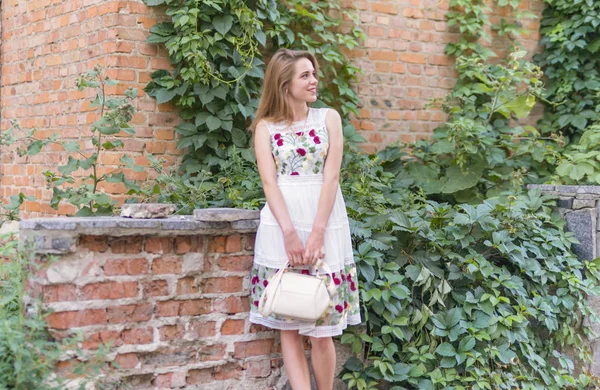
[142,0,363,182]
[534,0,600,138]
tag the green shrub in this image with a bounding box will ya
[337,135,600,389]
[0,235,109,389]
[535,0,600,138]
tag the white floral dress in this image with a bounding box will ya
[249,107,361,337]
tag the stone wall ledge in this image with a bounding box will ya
[19,210,260,254]
[528,184,600,195]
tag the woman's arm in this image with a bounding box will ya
[254,121,305,265]
[304,109,344,264]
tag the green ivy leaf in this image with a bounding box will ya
[156,88,178,104]
[63,141,81,152]
[231,128,247,146]
[206,116,222,131]
[213,15,234,36]
[58,156,80,175]
[436,343,456,357]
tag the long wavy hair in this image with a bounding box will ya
[250,48,319,131]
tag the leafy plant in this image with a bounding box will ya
[9,66,145,216]
[401,50,562,203]
[535,0,600,138]
[339,145,600,389]
[142,0,364,204]
[142,146,264,213]
[0,234,110,389]
[554,124,600,183]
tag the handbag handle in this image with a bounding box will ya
[314,260,338,297]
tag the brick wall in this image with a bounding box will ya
[1,0,545,215]
[350,0,544,153]
[22,214,283,389]
[0,0,180,217]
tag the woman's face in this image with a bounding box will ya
[287,58,318,103]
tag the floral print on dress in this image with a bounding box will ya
[271,126,329,176]
[249,263,361,326]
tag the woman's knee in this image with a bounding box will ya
[281,330,303,343]
[309,336,333,349]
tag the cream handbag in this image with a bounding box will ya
[258,261,337,322]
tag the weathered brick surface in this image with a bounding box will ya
[349,0,544,153]
[0,0,181,217]
[33,232,279,388]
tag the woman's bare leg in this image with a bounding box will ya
[281,330,311,389]
[309,336,336,390]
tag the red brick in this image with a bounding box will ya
[107,303,153,323]
[159,324,185,341]
[225,235,242,253]
[402,8,424,18]
[213,296,249,314]
[189,320,216,338]
[46,309,107,329]
[142,279,169,298]
[217,255,253,272]
[174,236,202,254]
[104,258,148,276]
[430,55,450,66]
[187,368,213,384]
[372,3,398,14]
[234,339,275,358]
[115,56,147,69]
[243,234,256,251]
[80,236,108,252]
[80,281,138,300]
[400,53,427,64]
[111,237,143,254]
[246,358,272,378]
[177,277,198,294]
[368,50,396,61]
[83,330,122,349]
[151,255,182,274]
[115,353,139,369]
[145,237,173,254]
[43,284,76,302]
[179,299,211,316]
[198,344,227,362]
[156,299,211,317]
[221,319,245,335]
[208,236,226,253]
[122,327,153,344]
[213,362,242,380]
[153,373,172,388]
[202,277,244,293]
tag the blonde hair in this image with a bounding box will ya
[250,48,319,131]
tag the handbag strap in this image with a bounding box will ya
[314,260,338,297]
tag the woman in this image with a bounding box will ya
[249,48,361,389]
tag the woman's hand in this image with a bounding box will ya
[304,230,325,265]
[284,230,305,266]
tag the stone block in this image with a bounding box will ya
[565,209,597,260]
[554,185,579,195]
[556,197,573,209]
[577,186,600,194]
[527,184,555,191]
[120,203,176,219]
[230,219,260,231]
[194,208,259,222]
[573,199,596,209]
